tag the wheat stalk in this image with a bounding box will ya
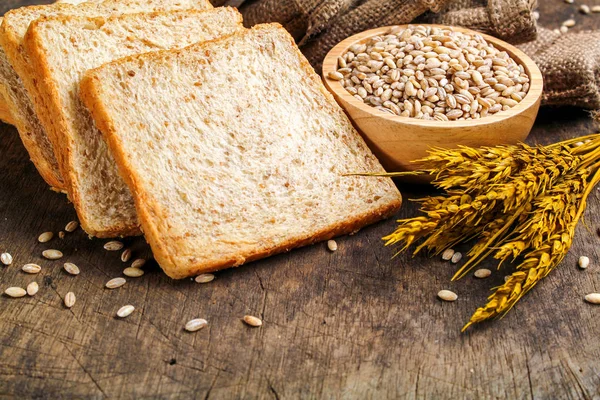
[374,134,600,330]
[464,168,598,330]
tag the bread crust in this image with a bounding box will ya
[81,23,402,279]
[0,87,14,126]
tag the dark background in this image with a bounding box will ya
[1,1,600,398]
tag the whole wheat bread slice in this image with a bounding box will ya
[24,7,243,238]
[0,2,109,189]
[0,0,213,193]
[0,43,63,187]
[0,17,64,187]
[3,1,220,237]
[81,24,403,279]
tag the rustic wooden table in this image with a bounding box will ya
[2,1,600,399]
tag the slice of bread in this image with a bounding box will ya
[0,16,64,187]
[24,7,243,237]
[0,0,213,193]
[81,24,403,279]
[0,42,63,188]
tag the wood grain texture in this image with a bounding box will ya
[321,25,543,174]
[1,1,600,398]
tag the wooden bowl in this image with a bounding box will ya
[322,25,543,177]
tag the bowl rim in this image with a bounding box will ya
[322,24,544,128]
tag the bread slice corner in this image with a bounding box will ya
[81,23,402,278]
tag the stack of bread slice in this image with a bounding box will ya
[1,1,402,278]
[0,2,88,125]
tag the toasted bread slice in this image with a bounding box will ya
[81,24,403,279]
[24,7,243,237]
[0,0,213,193]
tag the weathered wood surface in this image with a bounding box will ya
[1,2,600,399]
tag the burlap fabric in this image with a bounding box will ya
[238,0,535,67]
[518,27,600,109]
[419,0,537,44]
[215,0,600,109]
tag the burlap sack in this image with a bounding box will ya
[217,0,600,109]
[518,27,600,109]
[239,0,536,67]
[300,0,450,67]
[418,0,538,44]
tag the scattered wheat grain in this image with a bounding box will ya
[327,240,338,252]
[442,248,455,261]
[121,249,132,263]
[584,293,600,304]
[42,249,63,260]
[1,253,13,266]
[474,268,491,278]
[243,315,263,327]
[195,273,215,284]
[451,252,463,264]
[123,267,144,278]
[437,289,458,302]
[104,241,124,251]
[27,282,39,296]
[22,264,41,274]
[5,287,26,297]
[65,221,79,232]
[63,262,80,275]
[580,4,591,14]
[131,258,146,269]
[38,232,54,243]
[563,19,576,27]
[185,318,208,332]
[64,292,75,308]
[106,277,126,289]
[117,305,135,318]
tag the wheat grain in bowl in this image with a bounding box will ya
[328,25,530,121]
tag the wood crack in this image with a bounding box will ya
[60,341,107,398]
[526,358,534,400]
[203,370,220,400]
[267,378,281,400]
